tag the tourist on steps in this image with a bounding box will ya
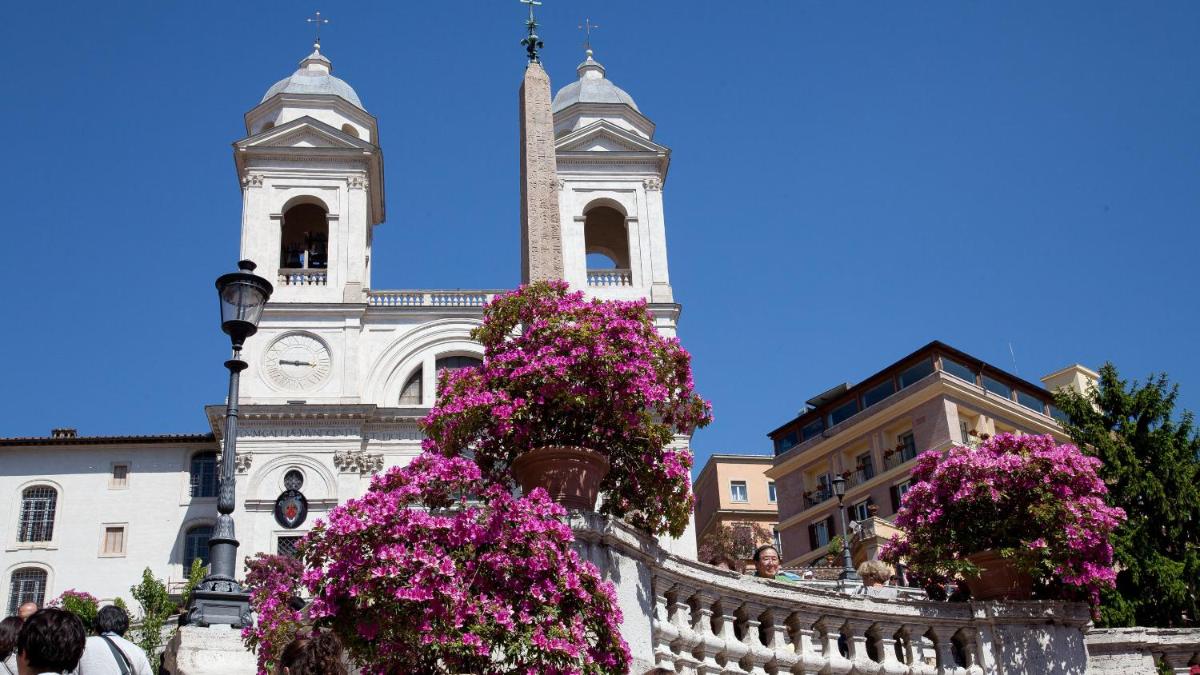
[71,605,152,675]
[753,545,802,583]
[14,609,85,675]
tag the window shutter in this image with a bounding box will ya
[808,523,817,551]
[825,516,836,542]
[890,485,900,513]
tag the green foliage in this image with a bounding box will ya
[129,568,173,656]
[827,534,845,561]
[113,597,128,613]
[50,590,99,632]
[181,558,206,606]
[1054,364,1200,627]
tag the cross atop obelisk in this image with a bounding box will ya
[518,0,564,283]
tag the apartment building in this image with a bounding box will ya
[765,340,1096,567]
[693,454,780,560]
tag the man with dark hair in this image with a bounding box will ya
[71,606,152,675]
[15,609,84,675]
[752,544,801,583]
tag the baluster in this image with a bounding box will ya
[815,617,852,675]
[651,578,678,672]
[847,619,883,675]
[874,622,909,675]
[932,628,960,675]
[690,590,724,674]
[903,624,937,675]
[760,607,798,674]
[713,597,748,674]
[736,601,772,675]
[669,585,702,674]
[789,611,825,675]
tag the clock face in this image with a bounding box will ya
[263,333,332,391]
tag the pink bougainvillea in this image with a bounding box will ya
[421,280,712,537]
[241,553,305,675]
[881,433,1125,608]
[245,452,630,675]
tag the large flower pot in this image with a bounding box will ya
[964,550,1034,601]
[511,445,610,511]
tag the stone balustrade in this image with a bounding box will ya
[1086,627,1200,674]
[588,268,634,287]
[366,289,503,307]
[571,513,1095,675]
[278,268,327,285]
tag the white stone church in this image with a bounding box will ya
[1,39,692,615]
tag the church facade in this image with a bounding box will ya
[1,41,693,614]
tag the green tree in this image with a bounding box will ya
[129,568,173,656]
[1054,364,1200,627]
[181,558,206,606]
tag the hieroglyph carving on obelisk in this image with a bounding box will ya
[519,61,565,283]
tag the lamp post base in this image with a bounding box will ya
[185,587,252,628]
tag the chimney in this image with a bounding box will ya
[51,428,78,439]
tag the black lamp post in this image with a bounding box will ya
[187,260,273,627]
[831,475,859,583]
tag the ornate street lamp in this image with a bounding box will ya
[187,260,273,627]
[831,475,859,583]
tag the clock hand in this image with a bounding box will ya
[279,359,314,367]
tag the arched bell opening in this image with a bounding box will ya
[280,203,329,272]
[583,203,631,287]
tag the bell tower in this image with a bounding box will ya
[233,43,385,304]
[552,49,676,324]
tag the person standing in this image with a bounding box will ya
[1,617,23,675]
[71,606,152,675]
[752,545,802,583]
[15,609,85,675]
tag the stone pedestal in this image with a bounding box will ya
[163,624,258,674]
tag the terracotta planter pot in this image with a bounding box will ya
[511,445,610,511]
[963,550,1034,601]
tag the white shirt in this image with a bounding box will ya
[71,634,153,675]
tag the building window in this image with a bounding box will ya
[435,355,482,372]
[898,432,917,462]
[1016,390,1045,413]
[960,420,973,445]
[277,536,303,559]
[767,481,777,503]
[800,419,825,441]
[190,452,218,498]
[773,528,782,555]
[730,481,748,503]
[398,368,422,405]
[7,568,47,616]
[100,525,126,556]
[279,203,329,270]
[899,359,934,389]
[855,452,875,482]
[890,479,914,513]
[774,430,799,454]
[18,486,57,543]
[851,499,872,522]
[862,380,895,408]
[184,526,213,571]
[813,519,831,548]
[982,374,1013,399]
[110,464,129,489]
[829,399,860,426]
[1049,405,1069,423]
[941,357,977,385]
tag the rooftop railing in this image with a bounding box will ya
[366,290,504,308]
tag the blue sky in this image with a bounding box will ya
[2,2,1197,474]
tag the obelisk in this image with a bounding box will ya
[518,2,564,283]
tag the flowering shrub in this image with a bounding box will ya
[247,452,630,675]
[421,281,712,537]
[50,589,99,630]
[881,433,1126,607]
[242,553,305,675]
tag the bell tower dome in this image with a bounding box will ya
[233,43,385,304]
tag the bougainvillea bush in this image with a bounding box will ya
[244,452,630,675]
[421,280,712,537]
[49,589,99,630]
[241,553,304,675]
[881,433,1126,607]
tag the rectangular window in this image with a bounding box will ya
[813,520,831,548]
[730,481,748,503]
[896,480,913,500]
[941,357,977,385]
[774,431,799,454]
[277,536,303,559]
[110,464,129,489]
[1016,390,1045,413]
[862,380,896,408]
[1049,405,1070,423]
[767,481,777,503]
[898,432,917,462]
[828,399,860,426]
[851,499,872,522]
[855,452,875,481]
[773,528,782,556]
[982,374,1013,399]
[800,419,825,441]
[899,359,935,389]
[959,420,972,444]
[100,525,126,556]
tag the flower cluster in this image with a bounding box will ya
[254,452,629,675]
[241,553,305,675]
[881,433,1126,607]
[49,589,99,630]
[421,281,712,537]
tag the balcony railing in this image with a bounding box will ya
[884,447,919,472]
[804,489,832,509]
[587,268,633,287]
[367,290,503,308]
[278,269,327,286]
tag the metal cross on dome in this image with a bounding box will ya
[579,17,600,51]
[306,10,330,46]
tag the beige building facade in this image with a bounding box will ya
[693,454,779,561]
[765,341,1097,567]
